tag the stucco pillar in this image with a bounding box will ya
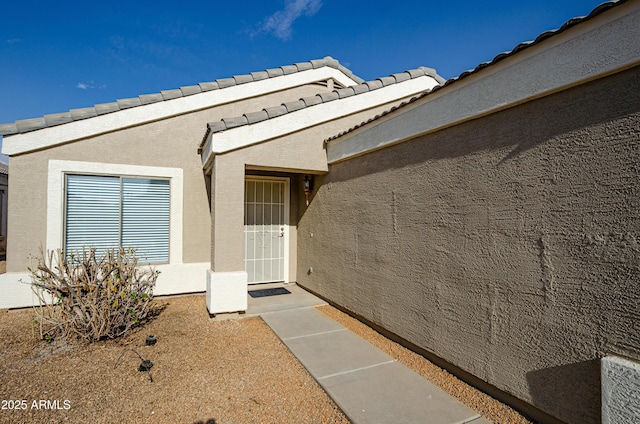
[206,155,247,314]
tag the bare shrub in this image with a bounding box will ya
[29,248,161,343]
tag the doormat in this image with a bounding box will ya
[248,287,291,298]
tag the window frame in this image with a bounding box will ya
[47,160,183,265]
[63,173,171,264]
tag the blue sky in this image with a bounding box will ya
[1,0,606,129]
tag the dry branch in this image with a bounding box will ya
[29,247,160,343]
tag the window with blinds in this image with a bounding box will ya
[65,174,170,264]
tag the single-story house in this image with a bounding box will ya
[1,0,638,423]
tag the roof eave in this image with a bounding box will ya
[2,66,361,156]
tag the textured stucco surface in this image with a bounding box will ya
[602,356,640,424]
[6,83,328,272]
[208,97,417,277]
[297,66,640,424]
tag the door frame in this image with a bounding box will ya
[243,175,290,284]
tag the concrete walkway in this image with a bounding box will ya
[247,283,491,424]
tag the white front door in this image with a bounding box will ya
[244,177,289,284]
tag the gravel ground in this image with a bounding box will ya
[0,295,348,424]
[0,284,532,424]
[317,305,533,424]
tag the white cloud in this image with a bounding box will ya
[76,81,106,90]
[260,0,322,41]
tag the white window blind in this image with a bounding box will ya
[65,174,170,264]
[121,178,170,263]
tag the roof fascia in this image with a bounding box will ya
[2,67,358,156]
[200,75,439,169]
[327,0,640,164]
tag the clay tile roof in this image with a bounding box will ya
[233,74,253,85]
[139,93,164,105]
[16,118,46,133]
[377,76,396,87]
[391,72,411,83]
[44,112,73,127]
[266,67,284,78]
[198,81,219,92]
[317,91,339,102]
[215,77,236,89]
[180,85,202,96]
[222,116,249,129]
[280,65,298,75]
[264,105,288,119]
[70,107,97,120]
[283,100,306,113]
[250,71,269,81]
[335,87,356,99]
[365,80,383,91]
[160,89,182,101]
[301,96,322,107]
[244,110,269,125]
[0,123,17,135]
[116,97,142,110]
[199,65,445,151]
[0,56,365,137]
[294,62,313,72]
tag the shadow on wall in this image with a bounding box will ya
[327,66,640,184]
[526,358,601,424]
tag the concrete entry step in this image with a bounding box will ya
[261,307,491,424]
[246,282,327,316]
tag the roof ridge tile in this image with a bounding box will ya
[365,80,383,91]
[250,71,269,81]
[266,67,285,78]
[233,74,253,85]
[301,96,322,107]
[139,93,164,105]
[95,102,120,115]
[335,87,356,99]
[16,118,46,133]
[116,98,142,109]
[44,112,73,127]
[198,81,219,91]
[264,105,288,119]
[1,56,381,136]
[317,91,339,102]
[70,107,97,120]
[180,85,202,96]
[216,77,236,89]
[352,84,370,95]
[310,58,328,68]
[294,62,313,72]
[200,65,444,147]
[160,89,182,101]
[280,64,298,75]
[391,72,411,83]
[283,99,306,113]
[377,76,396,87]
[244,110,270,125]
[222,115,248,129]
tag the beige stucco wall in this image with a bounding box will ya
[6,82,332,272]
[207,97,417,280]
[297,66,640,423]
